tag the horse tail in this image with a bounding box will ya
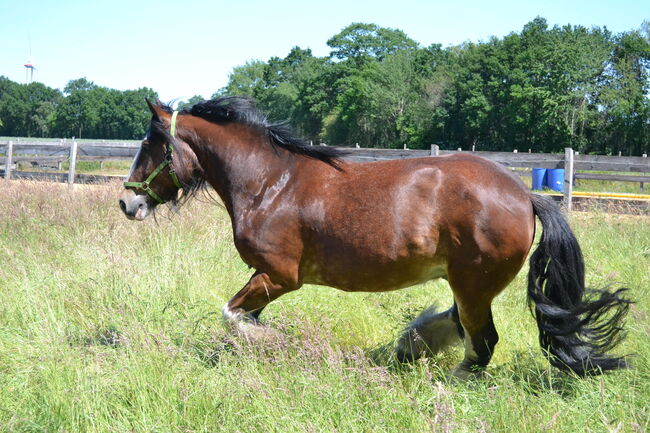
[527,194,631,375]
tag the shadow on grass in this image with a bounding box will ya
[183,314,594,400]
[67,325,123,348]
[489,350,583,398]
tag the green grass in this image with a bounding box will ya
[68,160,132,175]
[573,177,648,194]
[0,180,648,432]
[15,160,132,176]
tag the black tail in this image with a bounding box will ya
[528,194,631,375]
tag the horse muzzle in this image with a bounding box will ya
[118,189,152,221]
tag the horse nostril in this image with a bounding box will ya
[138,203,144,210]
[119,199,127,213]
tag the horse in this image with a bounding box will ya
[119,97,630,379]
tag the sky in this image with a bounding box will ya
[1,0,648,104]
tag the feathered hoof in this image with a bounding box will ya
[222,304,284,344]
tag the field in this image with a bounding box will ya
[0,180,648,432]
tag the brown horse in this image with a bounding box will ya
[119,97,630,378]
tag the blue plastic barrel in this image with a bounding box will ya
[531,168,547,190]
[547,169,564,192]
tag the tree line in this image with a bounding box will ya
[1,18,649,155]
[0,77,157,140]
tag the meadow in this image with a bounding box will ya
[0,180,648,432]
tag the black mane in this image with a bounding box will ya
[183,97,347,169]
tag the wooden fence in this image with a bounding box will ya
[1,140,648,212]
[0,139,138,190]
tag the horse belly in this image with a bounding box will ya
[302,253,448,292]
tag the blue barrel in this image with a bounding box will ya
[547,169,564,192]
[531,168,547,190]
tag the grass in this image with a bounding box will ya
[0,180,648,432]
[573,177,648,194]
[15,160,132,176]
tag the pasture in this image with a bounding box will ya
[0,180,648,432]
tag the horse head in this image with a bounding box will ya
[119,99,203,220]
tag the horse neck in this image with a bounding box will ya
[181,119,295,217]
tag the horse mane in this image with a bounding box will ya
[182,97,348,169]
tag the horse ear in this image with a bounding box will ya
[145,98,165,121]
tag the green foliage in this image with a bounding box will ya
[0,77,62,137]
[51,80,158,139]
[327,22,419,66]
[218,19,649,154]
[215,59,266,99]
[176,95,205,111]
[0,77,158,139]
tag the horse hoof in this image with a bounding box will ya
[447,365,484,382]
[395,347,416,363]
[395,328,425,363]
[221,304,285,344]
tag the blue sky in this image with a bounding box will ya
[1,0,647,103]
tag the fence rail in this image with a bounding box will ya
[1,140,648,211]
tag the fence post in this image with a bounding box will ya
[68,138,78,191]
[4,141,13,181]
[564,148,574,212]
[430,144,439,156]
[642,153,647,192]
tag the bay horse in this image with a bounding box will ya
[119,97,630,378]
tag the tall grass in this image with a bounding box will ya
[0,180,648,432]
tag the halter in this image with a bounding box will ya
[124,111,182,204]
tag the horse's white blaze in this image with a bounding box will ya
[126,146,142,180]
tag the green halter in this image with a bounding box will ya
[124,111,182,204]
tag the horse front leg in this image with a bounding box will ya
[222,271,298,338]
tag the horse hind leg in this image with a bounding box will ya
[396,303,463,362]
[450,301,498,380]
[447,270,505,379]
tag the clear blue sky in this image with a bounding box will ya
[1,0,647,104]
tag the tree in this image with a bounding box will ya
[325,51,436,148]
[594,30,650,155]
[64,78,96,94]
[177,95,205,111]
[0,78,62,137]
[214,60,266,98]
[327,23,419,66]
[52,80,157,139]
